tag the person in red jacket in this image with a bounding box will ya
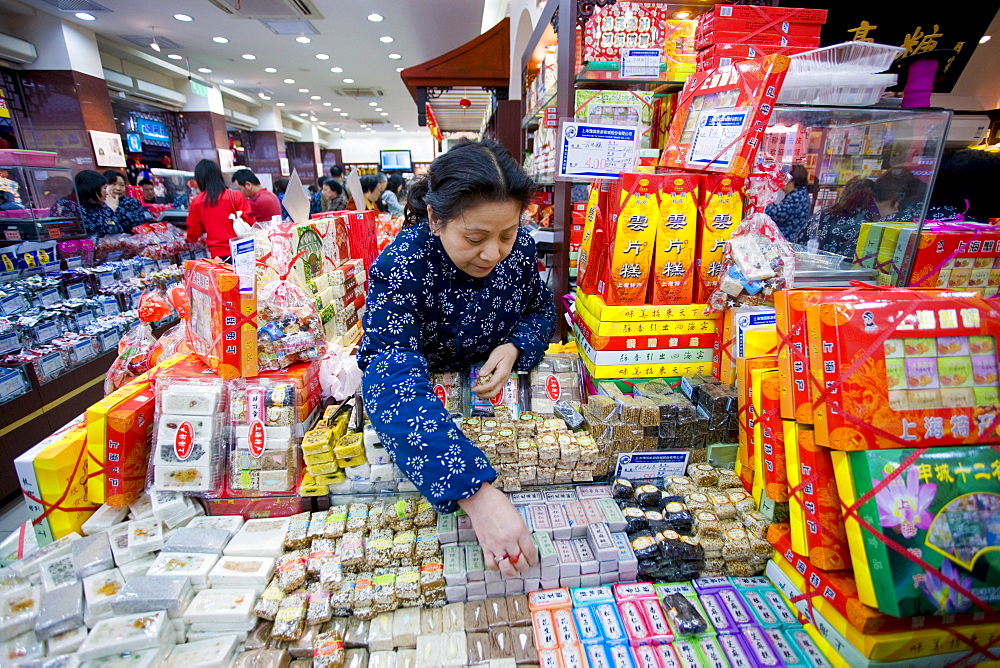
[186,159,256,260]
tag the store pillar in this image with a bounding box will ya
[173,80,229,172]
[247,106,286,178]
[6,13,116,172]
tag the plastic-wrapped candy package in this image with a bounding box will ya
[384,498,417,532]
[345,504,368,533]
[687,463,718,488]
[146,552,218,589]
[662,593,707,637]
[338,533,365,570]
[224,518,291,558]
[612,478,635,500]
[662,501,694,534]
[256,268,327,372]
[77,610,174,663]
[253,580,285,621]
[102,293,165,394]
[161,634,241,668]
[312,629,346,668]
[634,484,662,508]
[82,568,125,620]
[38,554,79,592]
[46,623,88,656]
[271,590,308,641]
[33,582,83,641]
[528,355,580,414]
[229,379,302,496]
[351,573,375,614]
[152,376,226,496]
[319,561,343,591]
[209,556,276,592]
[329,577,355,615]
[365,530,393,568]
[694,511,722,538]
[276,551,308,593]
[161,527,230,555]
[372,570,398,613]
[184,588,257,633]
[111,575,192,618]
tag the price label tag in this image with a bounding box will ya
[75,311,94,329]
[120,265,135,280]
[47,226,62,239]
[67,283,88,300]
[98,272,115,288]
[107,251,123,262]
[41,261,61,273]
[66,257,84,270]
[130,292,143,309]
[99,330,120,351]
[621,48,662,79]
[0,369,26,401]
[39,351,65,378]
[101,298,119,316]
[0,331,20,355]
[142,258,156,274]
[614,451,690,480]
[3,230,20,242]
[38,288,61,307]
[35,321,60,343]
[0,270,18,284]
[0,293,27,316]
[73,339,96,362]
[230,237,256,294]
[557,121,639,181]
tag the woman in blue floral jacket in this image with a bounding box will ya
[358,139,555,577]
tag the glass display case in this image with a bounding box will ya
[0,165,84,242]
[762,105,952,285]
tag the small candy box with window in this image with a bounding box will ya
[152,375,227,494]
[809,293,1000,451]
[184,259,258,379]
[228,377,303,495]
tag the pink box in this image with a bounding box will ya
[0,150,58,167]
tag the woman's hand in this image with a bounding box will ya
[105,192,119,211]
[458,482,538,577]
[474,343,520,398]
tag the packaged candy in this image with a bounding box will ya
[694,512,721,538]
[346,504,368,533]
[612,479,635,500]
[339,532,365,569]
[385,498,417,532]
[313,629,346,668]
[372,570,398,613]
[414,528,439,559]
[687,464,718,488]
[103,292,165,394]
[634,484,662,508]
[622,506,649,534]
[253,580,285,620]
[184,259,258,379]
[365,530,393,567]
[396,566,420,601]
[272,590,308,641]
[256,270,326,372]
[662,593,708,636]
[324,505,348,538]
[306,583,332,625]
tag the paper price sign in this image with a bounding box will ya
[66,257,83,269]
[0,369,26,401]
[689,109,750,169]
[614,451,690,479]
[67,283,87,300]
[558,121,639,181]
[621,48,662,79]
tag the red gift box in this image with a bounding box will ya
[184,259,258,379]
[581,0,667,63]
[697,44,812,71]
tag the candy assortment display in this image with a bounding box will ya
[152,376,226,495]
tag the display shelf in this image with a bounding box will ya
[575,61,687,90]
[521,89,558,130]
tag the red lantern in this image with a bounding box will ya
[459,97,472,108]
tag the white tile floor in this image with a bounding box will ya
[0,496,31,544]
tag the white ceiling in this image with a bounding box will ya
[12,0,491,136]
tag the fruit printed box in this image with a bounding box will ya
[906,226,1000,295]
[808,293,999,450]
[832,445,1000,618]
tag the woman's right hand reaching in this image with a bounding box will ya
[458,481,539,577]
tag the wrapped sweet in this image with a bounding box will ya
[272,590,308,641]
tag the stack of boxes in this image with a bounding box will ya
[693,5,827,71]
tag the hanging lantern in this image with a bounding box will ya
[459,97,472,109]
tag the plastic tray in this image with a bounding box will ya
[778,72,897,106]
[788,42,905,74]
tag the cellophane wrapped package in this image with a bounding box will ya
[227,377,303,496]
[103,292,169,394]
[528,354,581,414]
[150,376,227,496]
[184,259,258,379]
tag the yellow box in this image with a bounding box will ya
[574,288,708,321]
[303,450,334,466]
[337,453,367,468]
[581,355,711,379]
[85,382,153,506]
[333,434,364,460]
[576,298,718,338]
[308,461,340,476]
[315,472,345,486]
[15,417,96,544]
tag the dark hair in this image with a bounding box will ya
[75,170,107,207]
[194,159,227,207]
[387,174,404,195]
[873,166,926,206]
[359,174,379,194]
[274,178,289,195]
[138,179,154,187]
[375,172,388,185]
[316,176,328,189]
[789,164,809,189]
[931,148,1000,221]
[102,169,125,186]
[825,177,875,217]
[231,168,260,186]
[329,165,344,178]
[323,179,344,196]
[404,138,535,228]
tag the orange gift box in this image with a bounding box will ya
[735,354,776,490]
[759,374,787,503]
[184,259,258,380]
[86,382,155,507]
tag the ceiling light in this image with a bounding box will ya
[242,54,256,60]
[223,79,235,84]
[388,53,402,60]
[264,67,277,73]
[276,102,285,107]
[375,107,383,111]
[981,35,992,44]
[367,13,384,22]
[380,112,388,116]
[197,67,212,73]
[315,53,329,60]
[174,13,193,21]
[150,40,161,52]
[320,121,327,125]
[397,128,405,131]
[340,112,348,116]
[323,102,332,106]
[213,36,229,43]
[167,54,183,60]
[379,36,394,43]
[369,102,378,107]
[295,36,311,44]
[299,113,308,117]
[330,67,343,73]
[393,124,400,127]
[395,67,404,72]
[283,78,295,84]
[260,94,271,100]
[309,116,318,122]
[332,107,341,111]
[370,130,376,133]
[310,95,321,100]
[75,12,95,20]
[343,78,354,83]
[258,92,268,99]
[672,10,692,19]
[298,88,309,93]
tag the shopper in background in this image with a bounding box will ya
[375,171,388,196]
[185,159,256,261]
[274,177,291,220]
[232,168,282,223]
[359,139,555,576]
[358,174,384,212]
[812,177,876,258]
[321,178,348,212]
[329,164,346,186]
[929,148,1000,221]
[103,170,149,231]
[138,179,166,204]
[74,169,126,236]
[380,173,406,217]
[0,191,24,210]
[310,176,327,216]
[765,164,812,244]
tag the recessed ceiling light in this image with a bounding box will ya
[310,95,321,100]
[393,124,400,127]
[197,67,212,73]
[388,53,402,60]
[380,112,388,116]
[276,102,285,107]
[75,12,95,20]
[397,128,405,131]
[330,67,343,73]
[213,36,228,43]
[332,107,341,111]
[295,36,311,44]
[320,121,327,125]
[395,67,404,72]
[264,67,277,73]
[167,54,183,60]
[375,108,383,111]
[370,130,376,133]
[223,79,235,84]
[242,54,256,60]
[150,40,161,53]
[367,13,384,22]
[309,116,317,121]
[343,78,354,83]
[300,113,309,117]
[368,102,378,107]
[260,94,271,100]
[379,36,394,43]
[315,53,330,60]
[173,13,193,21]
[283,78,295,84]
[323,102,332,106]
[981,35,992,44]
[340,112,348,116]
[298,88,309,93]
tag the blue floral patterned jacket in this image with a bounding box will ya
[358,221,556,511]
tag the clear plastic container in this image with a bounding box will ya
[788,42,905,74]
[778,72,898,106]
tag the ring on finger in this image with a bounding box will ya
[496,554,509,563]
